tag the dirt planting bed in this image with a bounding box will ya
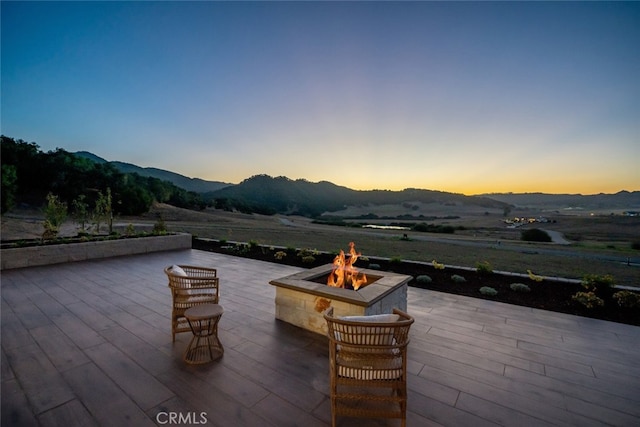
[193,238,640,326]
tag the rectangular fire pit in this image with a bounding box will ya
[269,263,411,335]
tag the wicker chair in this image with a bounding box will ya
[164,265,220,342]
[323,307,414,427]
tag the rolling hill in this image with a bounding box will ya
[73,151,231,193]
[73,151,639,216]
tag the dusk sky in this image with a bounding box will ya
[2,1,639,195]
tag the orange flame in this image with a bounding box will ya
[327,242,368,290]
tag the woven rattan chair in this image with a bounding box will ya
[164,265,219,342]
[324,307,414,427]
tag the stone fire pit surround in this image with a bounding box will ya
[269,263,411,335]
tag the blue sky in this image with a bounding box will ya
[2,1,639,195]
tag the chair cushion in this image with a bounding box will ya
[339,314,400,323]
[337,352,403,380]
[170,265,192,289]
[171,265,187,276]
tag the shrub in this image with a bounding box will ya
[301,255,316,264]
[451,274,466,283]
[510,283,531,293]
[368,263,381,270]
[42,192,68,239]
[274,251,287,260]
[125,223,135,236]
[432,260,445,270]
[613,290,640,308]
[248,240,259,250]
[581,274,615,292]
[527,269,544,282]
[390,256,403,264]
[572,291,604,309]
[152,217,167,234]
[521,228,552,242]
[416,275,432,284]
[479,286,498,296]
[476,261,493,274]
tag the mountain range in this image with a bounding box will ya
[74,151,640,213]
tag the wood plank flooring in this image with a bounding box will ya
[2,249,639,426]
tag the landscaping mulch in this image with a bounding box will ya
[195,238,639,326]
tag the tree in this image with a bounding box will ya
[93,188,113,234]
[72,194,91,234]
[42,193,67,239]
[1,164,17,213]
[521,228,552,242]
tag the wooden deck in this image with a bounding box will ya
[2,249,639,426]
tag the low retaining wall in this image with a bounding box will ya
[1,233,192,270]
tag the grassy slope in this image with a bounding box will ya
[145,204,639,288]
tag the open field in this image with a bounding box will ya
[3,203,639,288]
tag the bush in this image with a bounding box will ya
[581,274,615,291]
[432,260,445,270]
[390,256,403,264]
[301,255,316,264]
[152,217,167,234]
[274,251,287,260]
[368,263,381,270]
[451,274,466,283]
[613,290,640,308]
[42,192,68,239]
[476,261,493,274]
[416,275,432,284]
[572,291,604,309]
[521,228,552,242]
[479,286,498,296]
[510,283,531,293]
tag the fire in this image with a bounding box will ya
[327,242,368,290]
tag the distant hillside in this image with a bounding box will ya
[483,191,640,210]
[74,151,231,193]
[71,151,638,216]
[205,174,510,216]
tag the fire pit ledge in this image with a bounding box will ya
[269,264,411,335]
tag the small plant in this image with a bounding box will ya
[301,255,316,264]
[219,239,227,244]
[416,275,432,284]
[152,217,167,235]
[71,194,90,234]
[451,274,466,283]
[274,251,287,260]
[432,260,445,270]
[581,274,615,291]
[368,263,381,270]
[479,286,498,296]
[125,223,135,236]
[527,270,544,282]
[248,240,260,250]
[93,188,113,234]
[42,193,68,240]
[390,256,403,264]
[572,291,604,309]
[510,283,531,293]
[613,290,640,308]
[476,261,493,274]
